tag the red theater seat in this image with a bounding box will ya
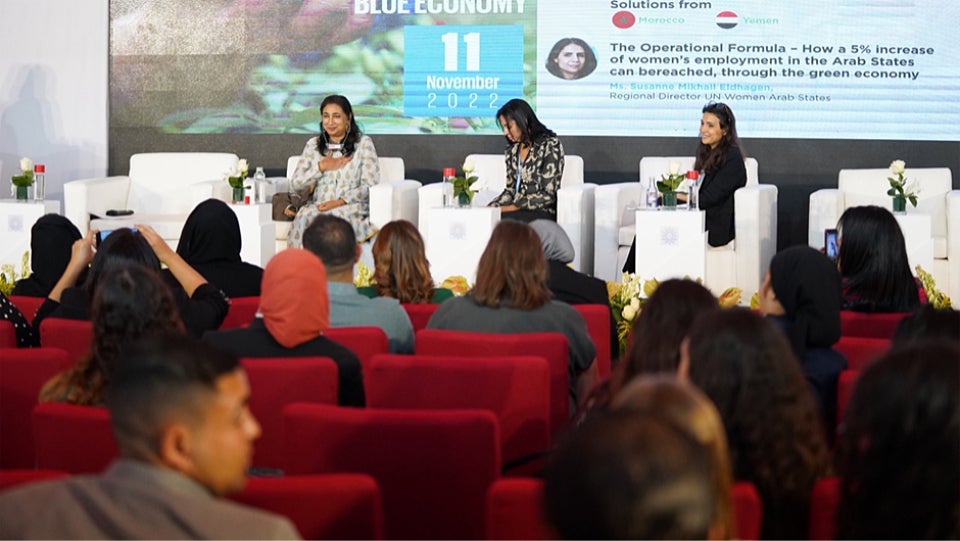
[0,348,69,468]
[9,295,45,322]
[485,478,548,540]
[39,318,93,365]
[839,311,909,339]
[731,481,763,541]
[32,403,117,474]
[401,302,439,332]
[834,336,891,371]
[325,326,389,372]
[220,296,260,329]
[809,476,841,540]
[572,304,612,378]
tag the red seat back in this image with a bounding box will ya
[32,402,117,474]
[836,369,860,435]
[231,474,384,540]
[0,348,69,468]
[731,481,763,541]
[9,295,45,322]
[0,320,15,348]
[839,311,909,339]
[283,404,500,540]
[240,357,339,469]
[416,329,570,438]
[366,354,550,470]
[325,326,389,372]
[39,318,93,366]
[572,304,611,378]
[401,303,439,332]
[834,336,891,371]
[809,476,841,540]
[0,469,69,493]
[485,478,549,540]
[221,296,260,329]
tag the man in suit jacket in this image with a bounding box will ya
[0,335,300,540]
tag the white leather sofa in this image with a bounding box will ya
[64,152,240,247]
[809,167,957,301]
[594,156,777,297]
[417,154,596,274]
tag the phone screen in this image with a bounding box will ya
[824,229,839,260]
[96,229,114,246]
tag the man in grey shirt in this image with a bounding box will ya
[0,336,300,540]
[303,214,414,353]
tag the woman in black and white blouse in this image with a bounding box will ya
[489,98,565,223]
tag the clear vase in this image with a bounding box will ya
[457,191,473,208]
[662,191,677,210]
[232,186,244,203]
[15,185,28,200]
[892,195,906,214]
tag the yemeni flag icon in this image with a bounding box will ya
[716,11,738,29]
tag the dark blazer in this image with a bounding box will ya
[698,146,747,247]
[546,260,618,357]
[203,318,365,407]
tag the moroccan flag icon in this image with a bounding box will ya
[613,10,635,29]
[716,11,738,29]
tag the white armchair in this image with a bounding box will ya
[808,167,956,301]
[270,156,422,252]
[417,154,596,273]
[594,157,777,297]
[64,152,240,245]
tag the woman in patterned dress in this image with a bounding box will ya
[489,98,565,223]
[288,95,381,247]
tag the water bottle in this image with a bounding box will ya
[33,164,45,201]
[686,170,699,210]
[253,166,267,204]
[645,177,659,209]
[442,167,455,207]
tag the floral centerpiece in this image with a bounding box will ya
[0,251,31,296]
[11,157,34,200]
[225,158,249,202]
[354,261,375,288]
[656,160,685,208]
[439,275,471,296]
[915,265,951,310]
[886,159,918,212]
[608,272,743,355]
[451,158,480,207]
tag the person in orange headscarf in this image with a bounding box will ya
[202,248,364,406]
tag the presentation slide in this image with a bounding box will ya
[110,0,959,141]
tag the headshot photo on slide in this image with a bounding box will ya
[546,37,598,80]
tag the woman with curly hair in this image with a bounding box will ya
[358,220,452,304]
[681,307,831,540]
[39,265,186,405]
[835,342,959,539]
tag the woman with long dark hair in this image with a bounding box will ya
[682,308,831,540]
[488,98,565,223]
[39,265,185,405]
[837,205,922,312]
[545,37,598,80]
[288,94,381,246]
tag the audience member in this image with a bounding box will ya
[837,205,922,312]
[0,292,38,347]
[170,198,263,298]
[12,214,83,298]
[427,220,596,406]
[614,376,736,539]
[891,304,960,347]
[489,98,564,222]
[358,219,452,304]
[302,214,414,353]
[529,219,616,356]
[33,226,228,337]
[682,307,831,540]
[203,249,364,407]
[288,94,380,247]
[0,335,300,539]
[39,265,185,405]
[543,409,714,539]
[759,245,847,430]
[835,342,959,539]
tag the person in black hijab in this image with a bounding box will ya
[12,214,84,298]
[167,199,263,298]
[758,245,847,431]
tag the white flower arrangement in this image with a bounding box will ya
[887,159,918,207]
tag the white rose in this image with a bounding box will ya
[237,158,249,175]
[462,158,475,174]
[890,160,905,176]
[668,160,681,176]
[19,157,33,173]
[622,304,637,321]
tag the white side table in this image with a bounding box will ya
[425,206,501,284]
[634,208,706,282]
[228,202,276,267]
[895,213,934,275]
[0,199,61,274]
